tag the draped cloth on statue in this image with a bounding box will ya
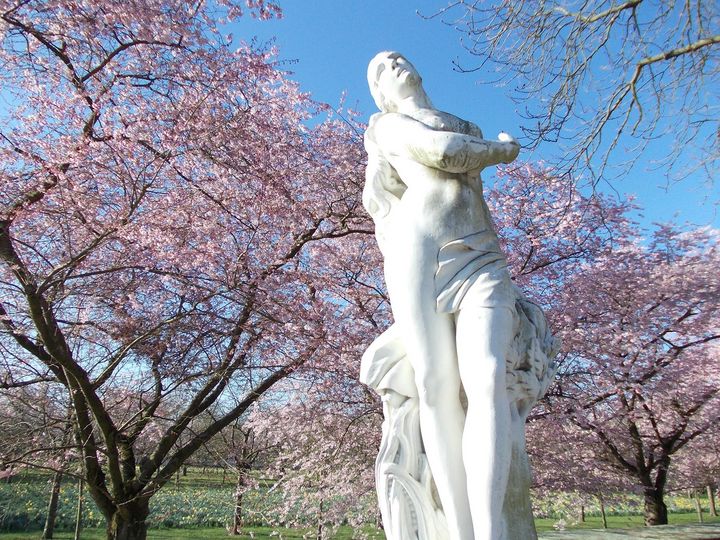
[435,231,515,314]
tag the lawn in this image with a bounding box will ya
[1,468,717,538]
[0,525,386,539]
[1,516,719,539]
[535,512,720,533]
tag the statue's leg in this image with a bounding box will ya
[392,302,474,540]
[455,306,514,540]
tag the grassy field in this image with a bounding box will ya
[534,512,720,533]
[0,516,718,539]
[1,515,719,539]
[0,526,384,539]
[1,467,717,538]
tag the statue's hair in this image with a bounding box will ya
[363,151,401,221]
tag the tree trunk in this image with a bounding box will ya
[578,504,585,523]
[230,491,244,535]
[316,499,324,540]
[694,490,704,523]
[4,465,13,484]
[42,470,63,539]
[708,485,717,517]
[643,486,668,525]
[597,494,607,529]
[106,499,150,540]
[230,464,250,536]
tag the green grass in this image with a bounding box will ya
[1,515,717,539]
[2,469,718,538]
[0,515,717,539]
[0,525,385,539]
[535,511,720,533]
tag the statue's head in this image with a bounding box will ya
[367,51,430,112]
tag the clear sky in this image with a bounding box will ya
[232,1,719,231]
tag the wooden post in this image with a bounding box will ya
[74,478,83,540]
[42,470,63,539]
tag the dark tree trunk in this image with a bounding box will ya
[643,486,668,525]
[230,465,250,535]
[42,470,63,539]
[316,499,324,540]
[694,490,704,523]
[230,491,244,535]
[578,504,585,522]
[106,499,150,540]
[597,494,607,529]
[4,465,13,484]
[708,485,717,517]
[643,456,670,526]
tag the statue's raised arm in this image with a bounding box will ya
[366,112,519,174]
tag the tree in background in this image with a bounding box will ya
[246,231,387,534]
[0,385,76,537]
[0,1,369,539]
[668,403,720,516]
[205,421,277,536]
[433,0,720,181]
[546,226,720,525]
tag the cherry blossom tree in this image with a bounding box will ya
[0,2,370,539]
[246,232,387,534]
[545,226,720,525]
[668,400,720,516]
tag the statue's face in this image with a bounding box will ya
[374,53,423,109]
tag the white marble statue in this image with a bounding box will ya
[360,51,559,540]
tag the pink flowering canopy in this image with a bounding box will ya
[0,0,373,536]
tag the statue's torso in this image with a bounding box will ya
[367,108,510,311]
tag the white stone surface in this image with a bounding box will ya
[360,51,559,540]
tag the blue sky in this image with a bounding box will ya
[232,1,719,230]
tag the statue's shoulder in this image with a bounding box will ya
[367,111,408,128]
[364,113,383,150]
[366,112,384,133]
[365,112,413,150]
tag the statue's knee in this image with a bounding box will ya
[416,373,458,408]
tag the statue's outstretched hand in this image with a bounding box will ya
[497,132,520,164]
